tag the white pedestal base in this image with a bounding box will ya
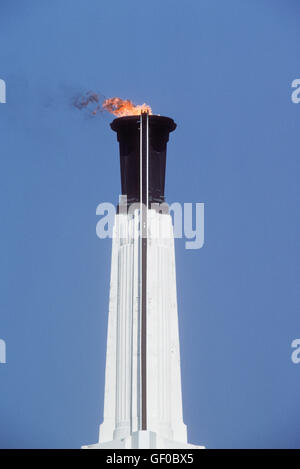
[82,431,205,449]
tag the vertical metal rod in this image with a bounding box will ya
[140,112,148,430]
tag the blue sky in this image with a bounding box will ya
[0,0,300,448]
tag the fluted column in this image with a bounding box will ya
[99,210,187,445]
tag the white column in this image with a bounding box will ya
[87,209,202,449]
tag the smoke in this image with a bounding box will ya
[73,90,105,117]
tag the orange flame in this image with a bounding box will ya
[102,97,152,117]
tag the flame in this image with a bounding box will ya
[74,92,153,117]
[102,97,152,117]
